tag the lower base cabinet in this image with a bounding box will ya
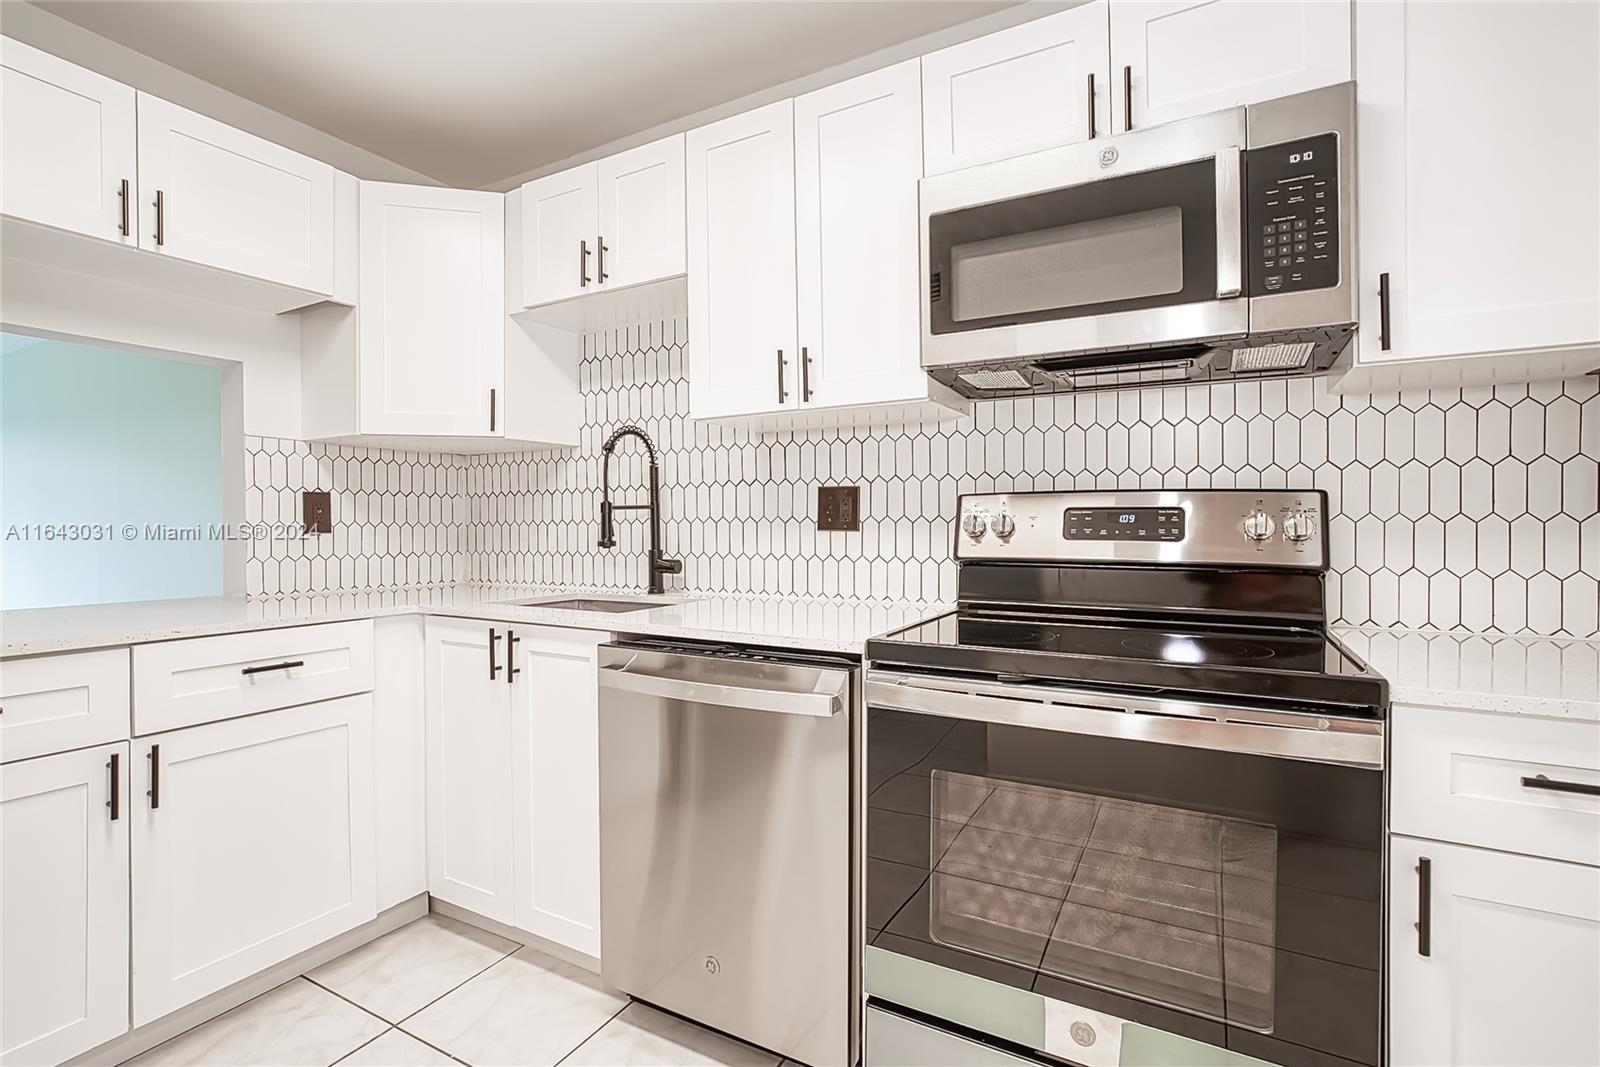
[1,743,130,1066]
[132,696,376,1025]
[1389,836,1600,1066]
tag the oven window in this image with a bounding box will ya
[928,771,1277,1032]
[951,207,1184,322]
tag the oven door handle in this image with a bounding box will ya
[865,672,1383,769]
[1215,144,1243,300]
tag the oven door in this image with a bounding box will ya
[864,670,1384,1067]
[920,107,1247,371]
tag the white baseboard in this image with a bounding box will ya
[427,898,602,977]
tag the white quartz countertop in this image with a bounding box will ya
[0,584,944,658]
[1335,626,1600,720]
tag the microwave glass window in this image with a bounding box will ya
[950,207,1184,322]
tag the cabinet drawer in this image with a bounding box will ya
[0,648,131,763]
[1392,704,1600,866]
[133,621,374,734]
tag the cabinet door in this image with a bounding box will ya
[520,163,598,307]
[597,133,686,291]
[796,60,926,410]
[132,697,376,1026]
[921,3,1110,177]
[373,616,427,911]
[358,182,505,437]
[136,93,334,294]
[1,743,129,1066]
[1389,836,1600,1066]
[424,619,514,924]
[1,37,136,245]
[1110,0,1351,131]
[1356,1,1600,365]
[510,627,609,957]
[687,99,799,419]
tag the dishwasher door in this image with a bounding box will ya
[598,641,859,1067]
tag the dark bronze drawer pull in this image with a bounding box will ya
[241,660,304,676]
[507,629,521,684]
[1415,856,1431,957]
[108,752,121,821]
[148,745,161,810]
[489,628,502,680]
[1522,774,1600,797]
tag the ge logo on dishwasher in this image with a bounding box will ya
[1098,146,1119,168]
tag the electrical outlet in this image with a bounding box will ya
[301,490,332,534]
[817,485,861,532]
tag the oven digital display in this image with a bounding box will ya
[1064,507,1185,541]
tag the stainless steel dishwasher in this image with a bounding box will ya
[597,638,861,1067]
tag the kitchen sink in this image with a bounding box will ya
[509,597,674,613]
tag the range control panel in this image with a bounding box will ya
[957,490,1327,570]
[1246,132,1339,296]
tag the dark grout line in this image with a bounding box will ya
[550,1001,631,1067]
[326,1026,389,1067]
[394,944,523,1027]
[304,977,393,1027]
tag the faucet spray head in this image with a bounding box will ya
[598,500,616,548]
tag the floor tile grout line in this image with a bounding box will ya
[550,1000,632,1067]
[393,942,525,1028]
[390,1023,478,1066]
[325,1026,390,1067]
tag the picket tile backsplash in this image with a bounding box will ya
[248,317,1598,639]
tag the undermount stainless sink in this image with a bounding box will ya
[511,597,673,614]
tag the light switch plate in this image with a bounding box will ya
[817,485,861,532]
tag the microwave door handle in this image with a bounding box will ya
[1215,145,1243,299]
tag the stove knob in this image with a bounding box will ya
[1242,509,1276,542]
[1282,510,1316,543]
[991,511,1016,541]
[962,512,988,541]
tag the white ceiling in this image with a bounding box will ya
[34,1,1017,188]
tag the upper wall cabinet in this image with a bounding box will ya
[1110,0,1352,130]
[137,94,335,296]
[0,36,136,245]
[1349,0,1599,380]
[518,133,686,327]
[921,3,1110,177]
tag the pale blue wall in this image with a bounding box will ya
[1,334,224,610]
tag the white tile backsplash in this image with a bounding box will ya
[246,317,1598,638]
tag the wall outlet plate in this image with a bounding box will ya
[817,485,861,532]
[301,490,332,534]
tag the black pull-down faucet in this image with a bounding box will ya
[597,424,681,595]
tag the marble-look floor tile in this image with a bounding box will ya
[402,946,626,1066]
[336,1027,457,1066]
[562,1003,780,1067]
[123,978,386,1067]
[308,915,520,1022]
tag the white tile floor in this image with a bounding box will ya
[122,915,795,1067]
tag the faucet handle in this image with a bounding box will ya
[597,501,616,548]
[654,554,682,576]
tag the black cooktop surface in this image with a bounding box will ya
[868,611,1387,713]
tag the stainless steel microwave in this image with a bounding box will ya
[920,82,1357,397]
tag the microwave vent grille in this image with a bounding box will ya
[956,368,1032,393]
[1229,342,1315,373]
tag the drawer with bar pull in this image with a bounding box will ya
[133,620,374,734]
[1391,703,1600,866]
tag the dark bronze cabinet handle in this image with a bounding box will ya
[119,178,130,236]
[1415,856,1431,957]
[1378,272,1392,351]
[801,346,813,402]
[596,236,609,284]
[507,629,521,684]
[148,745,161,810]
[490,388,497,432]
[241,660,304,676]
[1522,774,1600,797]
[1122,65,1133,131]
[154,189,165,246]
[489,628,502,679]
[579,240,591,287]
[776,349,788,404]
[108,752,121,821]
[1087,72,1097,139]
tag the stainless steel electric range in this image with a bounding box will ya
[863,489,1387,1067]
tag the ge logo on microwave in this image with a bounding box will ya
[1098,146,1119,168]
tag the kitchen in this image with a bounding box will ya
[1,2,1597,1066]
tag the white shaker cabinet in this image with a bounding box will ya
[520,164,598,307]
[131,697,376,1025]
[510,627,608,957]
[920,3,1110,177]
[1355,0,1600,369]
[1389,836,1600,1067]
[136,93,335,295]
[0,37,136,245]
[1,743,130,1067]
[687,100,798,419]
[1109,0,1351,131]
[423,618,515,924]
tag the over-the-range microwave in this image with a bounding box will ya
[920,82,1357,398]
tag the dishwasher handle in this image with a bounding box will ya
[598,658,848,718]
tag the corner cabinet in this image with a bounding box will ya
[1348,0,1600,383]
[1,742,130,1067]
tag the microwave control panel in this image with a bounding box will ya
[1245,132,1339,296]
